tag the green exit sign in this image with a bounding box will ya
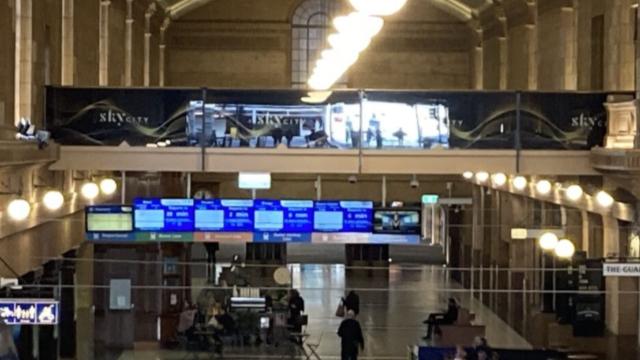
[421,194,439,204]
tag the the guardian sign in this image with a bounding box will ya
[603,263,640,277]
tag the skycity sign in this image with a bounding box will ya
[603,263,640,277]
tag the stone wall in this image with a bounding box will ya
[166,0,471,89]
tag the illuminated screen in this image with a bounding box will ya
[194,199,254,232]
[254,200,314,232]
[86,206,133,232]
[374,210,421,235]
[313,201,373,232]
[134,198,194,231]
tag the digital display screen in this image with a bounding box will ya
[314,201,373,232]
[86,206,133,232]
[194,199,254,232]
[374,210,421,235]
[254,200,314,232]
[134,198,194,231]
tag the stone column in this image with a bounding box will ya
[603,215,639,336]
[479,5,508,90]
[159,17,170,87]
[144,3,157,87]
[14,0,32,125]
[124,0,133,86]
[99,0,111,86]
[536,0,578,90]
[61,0,74,85]
[604,0,635,91]
[75,243,94,359]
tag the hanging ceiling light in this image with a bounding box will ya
[81,182,100,200]
[475,171,489,183]
[100,178,118,196]
[595,190,614,208]
[349,0,408,16]
[565,185,584,201]
[333,12,384,38]
[43,190,64,211]
[538,232,559,251]
[491,173,507,187]
[512,176,528,191]
[535,180,552,195]
[554,239,576,258]
[462,171,474,180]
[7,199,31,221]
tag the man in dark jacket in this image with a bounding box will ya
[343,290,360,316]
[338,310,364,360]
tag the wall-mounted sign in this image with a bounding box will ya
[0,299,58,325]
[238,172,271,190]
[421,194,439,204]
[603,263,640,277]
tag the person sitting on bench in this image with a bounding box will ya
[423,298,459,340]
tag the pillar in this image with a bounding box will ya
[536,0,578,90]
[144,3,156,87]
[603,215,639,336]
[505,0,537,90]
[159,17,170,87]
[479,6,508,90]
[14,0,33,125]
[99,0,110,86]
[603,0,635,91]
[75,243,94,358]
[61,0,74,85]
[124,0,133,86]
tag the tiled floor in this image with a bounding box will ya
[116,264,530,360]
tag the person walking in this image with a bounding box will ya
[343,290,360,316]
[338,310,364,360]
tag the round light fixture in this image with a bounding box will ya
[475,171,489,183]
[43,191,64,211]
[595,191,614,208]
[538,232,559,251]
[7,199,31,221]
[492,173,507,187]
[536,180,552,195]
[462,171,474,180]
[81,182,100,200]
[349,0,408,16]
[512,176,528,191]
[565,185,584,201]
[100,178,118,196]
[555,239,576,258]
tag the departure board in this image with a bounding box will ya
[253,200,314,232]
[314,201,373,232]
[86,206,133,232]
[194,199,254,232]
[133,198,194,231]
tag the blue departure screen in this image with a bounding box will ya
[134,198,194,231]
[194,199,254,232]
[254,200,314,232]
[314,201,373,232]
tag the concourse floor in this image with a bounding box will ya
[115,264,530,360]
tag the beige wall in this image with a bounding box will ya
[166,0,471,89]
